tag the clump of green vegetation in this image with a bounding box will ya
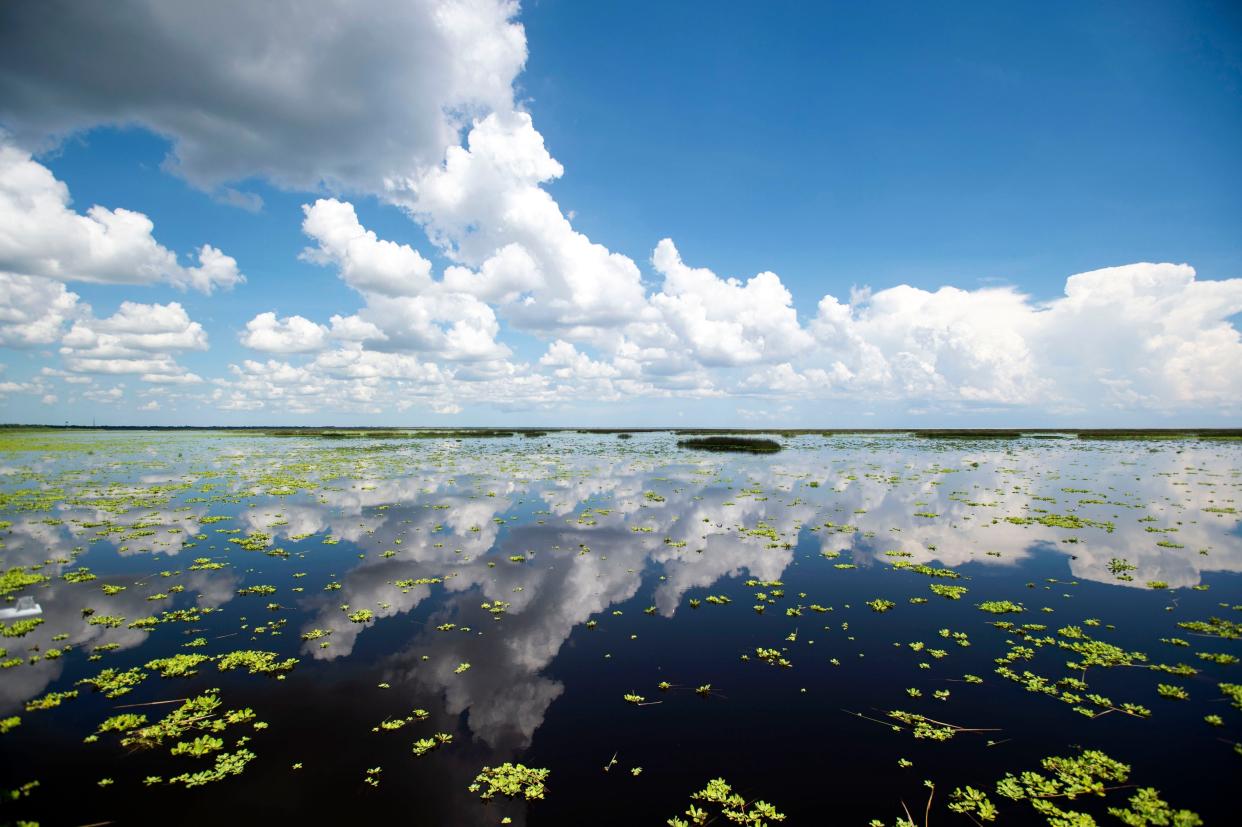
[667,777,785,826]
[189,557,228,571]
[26,689,78,711]
[236,584,277,596]
[62,567,97,584]
[1106,558,1138,580]
[170,734,225,757]
[0,566,49,596]
[146,653,212,678]
[930,584,969,600]
[949,749,1201,826]
[977,600,1024,614]
[1177,617,1241,640]
[110,691,249,748]
[678,436,782,454]
[90,688,262,786]
[915,430,1022,439]
[866,599,896,613]
[1220,683,1242,710]
[78,667,148,698]
[228,531,272,551]
[884,710,966,741]
[1,617,44,637]
[1156,683,1188,700]
[217,650,298,675]
[98,713,147,733]
[1076,428,1241,440]
[893,562,961,578]
[1004,513,1115,532]
[1194,651,1238,665]
[412,732,453,756]
[469,762,549,801]
[754,647,793,668]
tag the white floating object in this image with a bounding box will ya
[0,596,42,620]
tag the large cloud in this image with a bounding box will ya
[60,300,208,382]
[299,199,435,297]
[0,273,81,347]
[0,0,526,196]
[240,312,329,354]
[798,262,1242,411]
[230,200,1242,416]
[650,238,813,367]
[0,141,243,293]
[298,199,511,362]
[395,112,650,334]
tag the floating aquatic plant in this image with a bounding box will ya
[78,667,148,698]
[217,650,298,675]
[950,749,1202,826]
[929,584,968,600]
[1177,617,1241,640]
[412,732,453,756]
[0,566,49,595]
[146,653,212,678]
[469,762,549,801]
[667,777,785,826]
[977,600,1024,614]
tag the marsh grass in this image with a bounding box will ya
[678,436,782,454]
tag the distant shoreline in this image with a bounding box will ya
[1,424,1239,439]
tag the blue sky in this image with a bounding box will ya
[522,0,1242,296]
[1,0,1240,426]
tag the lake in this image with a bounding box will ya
[1,429,1238,825]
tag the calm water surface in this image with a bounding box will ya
[1,431,1238,825]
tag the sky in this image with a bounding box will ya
[1,0,1240,427]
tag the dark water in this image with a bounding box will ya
[0,431,1238,825]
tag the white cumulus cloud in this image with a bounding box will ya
[59,301,207,383]
[790,261,1242,412]
[650,238,814,367]
[0,140,243,293]
[0,273,81,347]
[240,312,329,354]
